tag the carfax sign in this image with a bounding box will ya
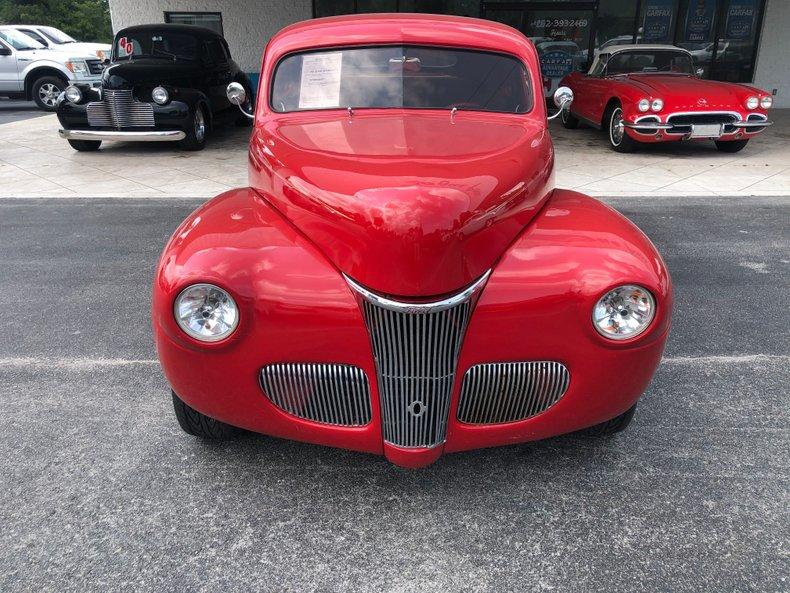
[684,0,716,43]
[642,0,675,43]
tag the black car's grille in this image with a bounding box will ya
[86,59,104,75]
[86,90,154,128]
[667,112,739,134]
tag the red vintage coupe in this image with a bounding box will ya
[560,44,773,152]
[152,15,672,468]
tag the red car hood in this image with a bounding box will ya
[251,111,553,297]
[624,74,747,109]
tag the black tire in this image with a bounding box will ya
[561,107,579,129]
[31,75,67,111]
[179,105,208,151]
[606,103,638,153]
[715,139,749,153]
[234,83,254,127]
[67,139,101,151]
[584,404,637,436]
[172,390,239,440]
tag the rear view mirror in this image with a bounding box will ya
[227,82,254,120]
[547,86,574,121]
[696,67,705,78]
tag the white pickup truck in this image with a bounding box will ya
[0,27,104,111]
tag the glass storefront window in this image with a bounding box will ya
[593,0,639,65]
[711,0,762,82]
[677,0,719,76]
[637,0,679,45]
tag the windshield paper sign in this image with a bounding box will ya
[643,0,675,43]
[725,0,756,40]
[540,51,574,79]
[299,52,343,109]
[684,0,716,43]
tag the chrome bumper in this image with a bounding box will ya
[58,129,186,142]
[622,121,673,130]
[732,120,773,129]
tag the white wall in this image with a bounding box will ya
[754,0,790,108]
[107,0,312,74]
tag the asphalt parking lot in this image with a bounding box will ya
[0,196,788,592]
[0,98,47,125]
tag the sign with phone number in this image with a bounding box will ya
[530,19,589,29]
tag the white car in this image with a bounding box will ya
[2,24,110,58]
[0,27,103,111]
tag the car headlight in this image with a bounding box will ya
[152,86,169,105]
[592,285,656,341]
[637,99,650,112]
[174,283,238,342]
[745,96,759,110]
[65,60,88,75]
[651,98,664,112]
[64,85,82,104]
[760,96,773,109]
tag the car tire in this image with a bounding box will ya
[67,139,101,151]
[234,83,254,127]
[561,107,579,129]
[172,390,239,440]
[583,404,637,436]
[606,104,637,153]
[179,105,208,151]
[715,139,749,153]
[32,75,67,112]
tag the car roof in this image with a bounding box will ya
[601,44,691,55]
[266,13,535,63]
[115,23,223,41]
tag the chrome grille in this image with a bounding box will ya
[457,361,570,425]
[347,273,489,449]
[86,90,154,128]
[260,363,372,427]
[86,59,104,75]
[666,112,739,134]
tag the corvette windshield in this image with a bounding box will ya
[114,32,198,62]
[606,50,694,75]
[271,46,532,114]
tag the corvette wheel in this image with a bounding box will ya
[32,76,66,112]
[715,139,749,153]
[583,404,637,436]
[180,105,208,151]
[561,107,579,129]
[172,390,239,440]
[608,105,637,153]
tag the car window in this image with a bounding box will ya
[205,39,227,65]
[0,29,45,50]
[19,29,48,46]
[272,46,532,114]
[114,32,199,62]
[606,50,694,75]
[40,27,76,44]
[589,54,608,76]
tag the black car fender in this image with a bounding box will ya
[173,88,214,128]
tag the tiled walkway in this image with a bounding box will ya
[0,110,788,198]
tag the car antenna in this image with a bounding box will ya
[450,106,457,122]
[347,106,354,119]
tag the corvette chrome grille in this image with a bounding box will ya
[347,273,489,449]
[86,90,154,128]
[457,361,570,425]
[666,112,739,134]
[259,363,372,427]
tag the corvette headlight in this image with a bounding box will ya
[64,85,82,103]
[745,96,759,110]
[593,285,656,341]
[760,96,773,109]
[637,99,650,112]
[651,98,664,112]
[174,283,238,342]
[65,60,88,75]
[152,86,169,105]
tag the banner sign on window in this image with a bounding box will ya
[539,50,575,78]
[684,0,717,43]
[643,0,675,43]
[725,0,756,40]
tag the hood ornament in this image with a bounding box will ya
[697,97,708,106]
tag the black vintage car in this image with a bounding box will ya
[56,24,253,151]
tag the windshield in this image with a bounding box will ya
[0,29,45,50]
[606,50,694,75]
[271,46,533,114]
[40,26,76,44]
[114,31,198,61]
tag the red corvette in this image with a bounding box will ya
[560,44,773,153]
[152,15,672,468]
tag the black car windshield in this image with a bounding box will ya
[114,31,198,61]
[606,50,694,75]
[271,46,532,114]
[0,29,45,50]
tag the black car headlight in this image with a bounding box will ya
[152,86,169,105]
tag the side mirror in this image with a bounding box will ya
[547,86,574,120]
[696,67,705,78]
[227,82,254,119]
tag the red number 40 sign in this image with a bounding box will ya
[118,37,134,55]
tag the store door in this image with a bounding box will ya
[483,2,596,97]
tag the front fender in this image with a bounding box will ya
[22,62,73,82]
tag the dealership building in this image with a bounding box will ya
[108,0,790,106]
